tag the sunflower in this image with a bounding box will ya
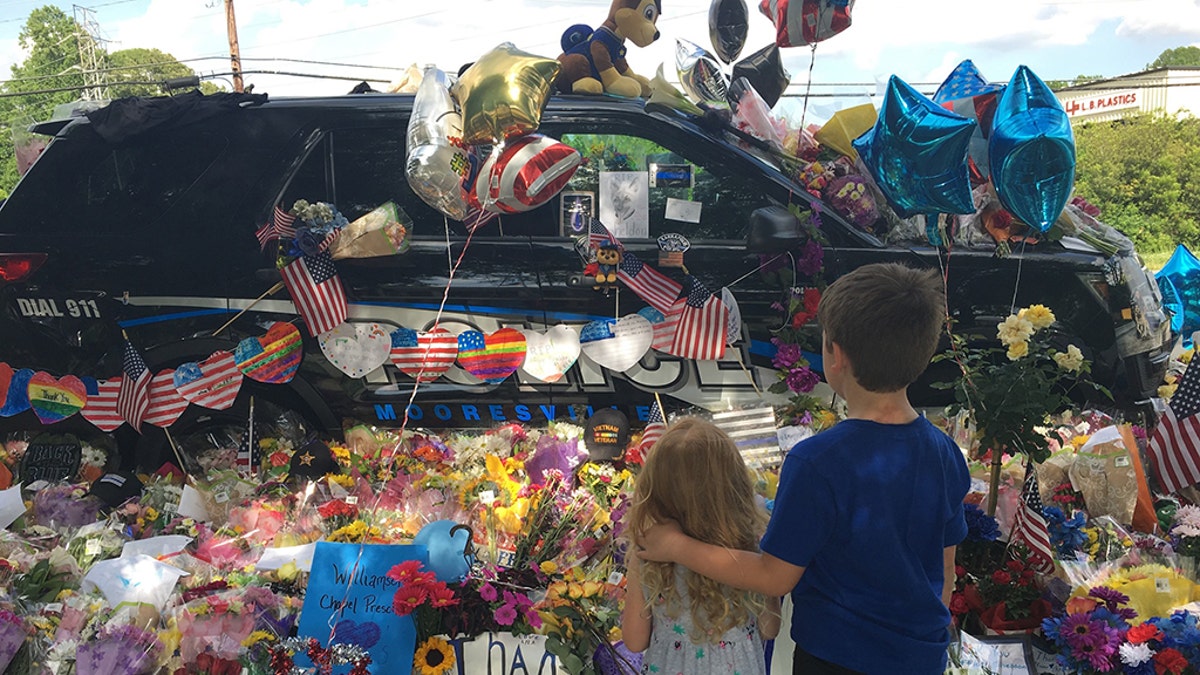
[414,637,456,675]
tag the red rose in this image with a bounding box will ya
[990,570,1012,585]
[1006,560,1024,573]
[1154,648,1188,675]
[954,565,967,579]
[949,592,969,616]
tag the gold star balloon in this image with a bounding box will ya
[453,42,560,146]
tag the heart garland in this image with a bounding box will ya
[519,325,581,383]
[318,323,391,379]
[579,315,653,372]
[390,327,458,382]
[457,328,528,383]
[235,322,303,384]
[26,372,87,424]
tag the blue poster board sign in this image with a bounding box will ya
[297,542,428,674]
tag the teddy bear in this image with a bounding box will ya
[587,244,623,289]
[555,0,661,98]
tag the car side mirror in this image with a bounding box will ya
[746,206,803,252]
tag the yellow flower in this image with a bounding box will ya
[1159,383,1179,399]
[1018,304,1056,330]
[1053,344,1084,372]
[145,507,159,521]
[330,444,351,464]
[242,630,276,648]
[413,636,456,675]
[1071,434,1091,450]
[1183,348,1195,364]
[997,315,1035,346]
[277,562,299,582]
[326,474,354,489]
[540,561,559,575]
[1006,340,1029,361]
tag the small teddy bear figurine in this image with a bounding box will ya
[555,0,661,98]
[592,244,622,289]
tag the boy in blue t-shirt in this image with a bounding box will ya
[638,263,970,674]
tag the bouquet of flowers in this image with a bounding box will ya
[975,546,1052,632]
[175,588,260,663]
[538,577,627,675]
[32,483,103,529]
[0,609,28,671]
[1170,505,1200,579]
[939,304,1104,462]
[282,199,349,260]
[75,624,164,675]
[1041,586,1137,674]
[386,560,461,673]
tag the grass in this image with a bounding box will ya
[1141,248,1173,273]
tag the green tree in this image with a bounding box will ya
[106,47,220,98]
[1045,74,1104,90]
[1073,115,1200,254]
[1148,45,1200,69]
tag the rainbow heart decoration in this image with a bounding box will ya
[390,327,458,382]
[27,372,87,424]
[234,322,303,384]
[0,368,33,418]
[80,377,123,432]
[457,327,527,383]
[173,351,243,410]
[318,322,391,379]
[519,325,580,383]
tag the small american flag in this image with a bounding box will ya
[665,276,728,361]
[1009,462,1055,574]
[588,218,618,250]
[639,401,667,455]
[235,399,257,477]
[117,340,151,432]
[618,252,682,315]
[281,250,347,337]
[255,204,298,249]
[1147,359,1200,494]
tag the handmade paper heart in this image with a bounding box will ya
[173,351,243,410]
[390,327,458,382]
[0,368,33,417]
[27,372,87,424]
[144,370,188,428]
[519,325,580,383]
[80,377,123,432]
[318,322,391,379]
[333,618,382,649]
[234,322,303,384]
[580,314,653,372]
[457,327,527,383]
[0,363,11,413]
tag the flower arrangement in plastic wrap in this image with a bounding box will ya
[282,199,349,261]
[32,483,103,529]
[974,545,1053,633]
[76,623,164,675]
[175,586,262,663]
[950,503,1005,631]
[1169,505,1200,576]
[939,304,1105,465]
[1041,586,1138,674]
[0,609,28,672]
[537,573,631,675]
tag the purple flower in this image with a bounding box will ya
[786,367,820,394]
[772,343,803,370]
[797,239,823,277]
[1087,587,1133,616]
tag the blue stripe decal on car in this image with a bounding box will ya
[118,308,232,328]
[352,301,610,323]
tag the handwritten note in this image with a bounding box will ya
[297,542,427,674]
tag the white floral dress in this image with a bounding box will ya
[641,567,767,675]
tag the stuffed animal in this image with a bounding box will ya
[556,0,661,98]
[592,244,622,289]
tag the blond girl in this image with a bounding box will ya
[622,417,780,674]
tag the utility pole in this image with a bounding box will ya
[73,5,109,101]
[225,0,244,92]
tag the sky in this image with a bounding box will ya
[1,0,1199,124]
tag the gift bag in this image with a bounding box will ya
[1069,426,1138,525]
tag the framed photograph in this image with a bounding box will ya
[599,171,649,239]
[559,191,595,238]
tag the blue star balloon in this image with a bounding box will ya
[989,65,1075,233]
[853,75,977,218]
[933,59,1003,104]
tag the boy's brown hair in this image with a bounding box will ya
[817,263,945,392]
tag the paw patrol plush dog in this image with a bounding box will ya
[591,244,623,289]
[556,0,661,98]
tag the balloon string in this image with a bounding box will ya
[325,214,477,646]
[1009,239,1028,314]
[799,43,818,130]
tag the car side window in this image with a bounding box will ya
[556,132,773,242]
[280,128,459,236]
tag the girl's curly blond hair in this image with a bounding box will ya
[625,417,768,642]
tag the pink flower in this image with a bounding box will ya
[478,582,498,602]
[387,560,423,584]
[427,584,458,608]
[494,603,518,626]
[391,585,427,616]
